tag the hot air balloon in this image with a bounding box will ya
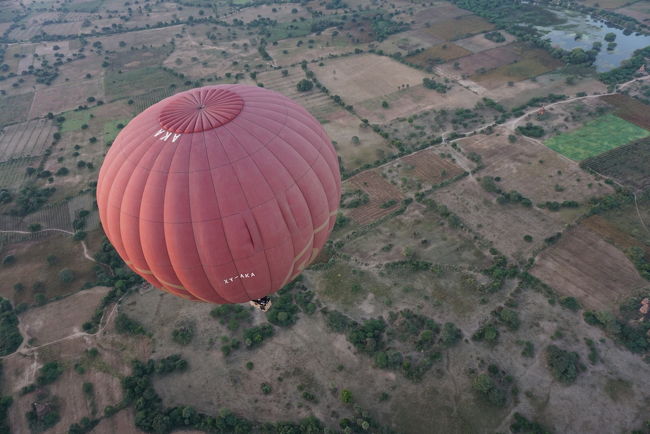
[97,85,341,309]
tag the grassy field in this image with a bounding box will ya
[405,43,471,68]
[104,67,185,101]
[425,15,494,40]
[103,119,131,143]
[471,48,563,88]
[544,114,650,161]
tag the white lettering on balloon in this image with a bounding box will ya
[223,272,256,284]
[153,129,182,143]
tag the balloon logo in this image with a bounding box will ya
[97,85,341,304]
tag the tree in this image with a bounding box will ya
[296,79,313,92]
[604,32,616,42]
[58,268,75,283]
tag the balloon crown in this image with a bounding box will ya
[158,87,244,134]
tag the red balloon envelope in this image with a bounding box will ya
[97,85,341,304]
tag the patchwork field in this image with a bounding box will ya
[440,44,520,78]
[601,93,650,130]
[314,54,429,106]
[544,114,650,161]
[531,225,648,311]
[0,119,56,163]
[471,48,563,89]
[343,170,405,225]
[0,93,34,127]
[581,137,650,191]
[424,14,494,40]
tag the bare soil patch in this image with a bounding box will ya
[29,79,104,118]
[530,225,648,311]
[313,54,430,105]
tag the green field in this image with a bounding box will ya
[544,114,650,160]
[103,119,131,143]
[60,110,94,133]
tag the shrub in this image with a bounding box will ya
[546,345,584,384]
[172,322,195,345]
[59,268,75,283]
[37,361,64,385]
[115,313,148,336]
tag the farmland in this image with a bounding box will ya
[425,15,494,40]
[581,137,650,190]
[0,93,34,127]
[0,0,649,432]
[600,93,650,130]
[0,119,55,163]
[470,48,563,88]
[544,114,650,160]
[404,43,472,69]
[343,170,405,225]
[531,225,647,311]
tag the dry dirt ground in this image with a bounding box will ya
[320,109,394,171]
[1,286,151,434]
[455,130,613,206]
[531,225,649,311]
[432,174,564,262]
[314,54,431,106]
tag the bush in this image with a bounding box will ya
[242,324,274,348]
[546,345,584,384]
[37,361,63,385]
[440,322,462,346]
[296,79,314,92]
[210,304,252,331]
[559,296,581,312]
[115,313,148,336]
[1,255,15,266]
[172,322,195,345]
[58,268,75,284]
